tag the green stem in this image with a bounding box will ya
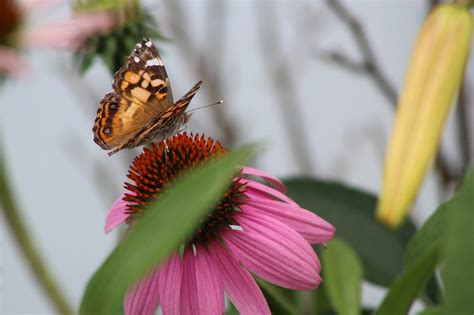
[0,157,73,314]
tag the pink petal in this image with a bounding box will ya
[180,248,199,315]
[104,192,132,233]
[209,241,270,315]
[242,198,335,244]
[240,167,286,193]
[194,245,225,314]
[23,11,116,50]
[226,213,321,290]
[240,179,298,206]
[159,254,182,315]
[124,266,160,315]
[0,47,28,77]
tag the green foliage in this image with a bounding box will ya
[377,245,440,315]
[79,145,255,314]
[322,238,363,315]
[377,166,474,315]
[75,8,164,75]
[443,168,474,314]
[284,178,416,287]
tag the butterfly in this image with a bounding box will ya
[93,38,202,156]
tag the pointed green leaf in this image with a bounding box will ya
[79,145,256,314]
[377,245,440,315]
[322,238,363,315]
[443,166,474,314]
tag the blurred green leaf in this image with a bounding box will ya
[322,238,363,315]
[417,307,443,315]
[79,145,255,314]
[404,202,447,266]
[443,167,474,314]
[377,245,439,315]
[284,178,416,287]
[256,278,299,315]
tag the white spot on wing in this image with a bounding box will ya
[134,56,140,63]
[137,43,142,48]
[146,58,162,67]
[145,40,153,47]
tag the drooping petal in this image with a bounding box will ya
[240,167,286,193]
[105,192,133,233]
[194,245,225,315]
[180,248,199,315]
[210,241,270,315]
[124,266,160,315]
[158,253,182,315]
[240,179,298,206]
[242,198,335,244]
[226,214,321,289]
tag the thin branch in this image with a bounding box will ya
[0,156,73,315]
[256,2,316,174]
[457,81,472,165]
[324,0,459,185]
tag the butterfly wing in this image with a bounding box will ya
[105,81,202,156]
[93,39,174,150]
[112,39,174,112]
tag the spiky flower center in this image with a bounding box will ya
[123,133,245,245]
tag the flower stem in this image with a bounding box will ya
[0,157,73,315]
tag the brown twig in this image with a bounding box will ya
[255,2,316,174]
[323,0,460,185]
[457,82,472,165]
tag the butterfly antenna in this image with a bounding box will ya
[187,100,223,113]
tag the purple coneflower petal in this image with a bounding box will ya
[210,241,270,315]
[0,47,28,77]
[23,11,115,50]
[124,266,160,315]
[227,213,321,289]
[240,179,298,206]
[180,248,199,315]
[159,254,182,315]
[104,193,131,233]
[194,246,224,314]
[242,198,335,244]
[241,167,286,193]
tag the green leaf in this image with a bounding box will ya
[443,168,474,314]
[322,238,363,315]
[404,201,448,266]
[256,278,300,315]
[416,307,443,315]
[377,245,440,315]
[284,178,416,286]
[79,145,255,314]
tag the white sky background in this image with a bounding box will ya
[1,0,473,313]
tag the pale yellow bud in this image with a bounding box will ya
[377,4,473,228]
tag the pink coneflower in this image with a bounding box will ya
[0,0,116,77]
[105,133,335,315]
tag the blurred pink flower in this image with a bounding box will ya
[105,133,335,315]
[0,0,116,77]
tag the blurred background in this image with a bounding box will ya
[1,0,473,313]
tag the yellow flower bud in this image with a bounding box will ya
[377,4,473,229]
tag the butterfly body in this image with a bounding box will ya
[93,39,201,156]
